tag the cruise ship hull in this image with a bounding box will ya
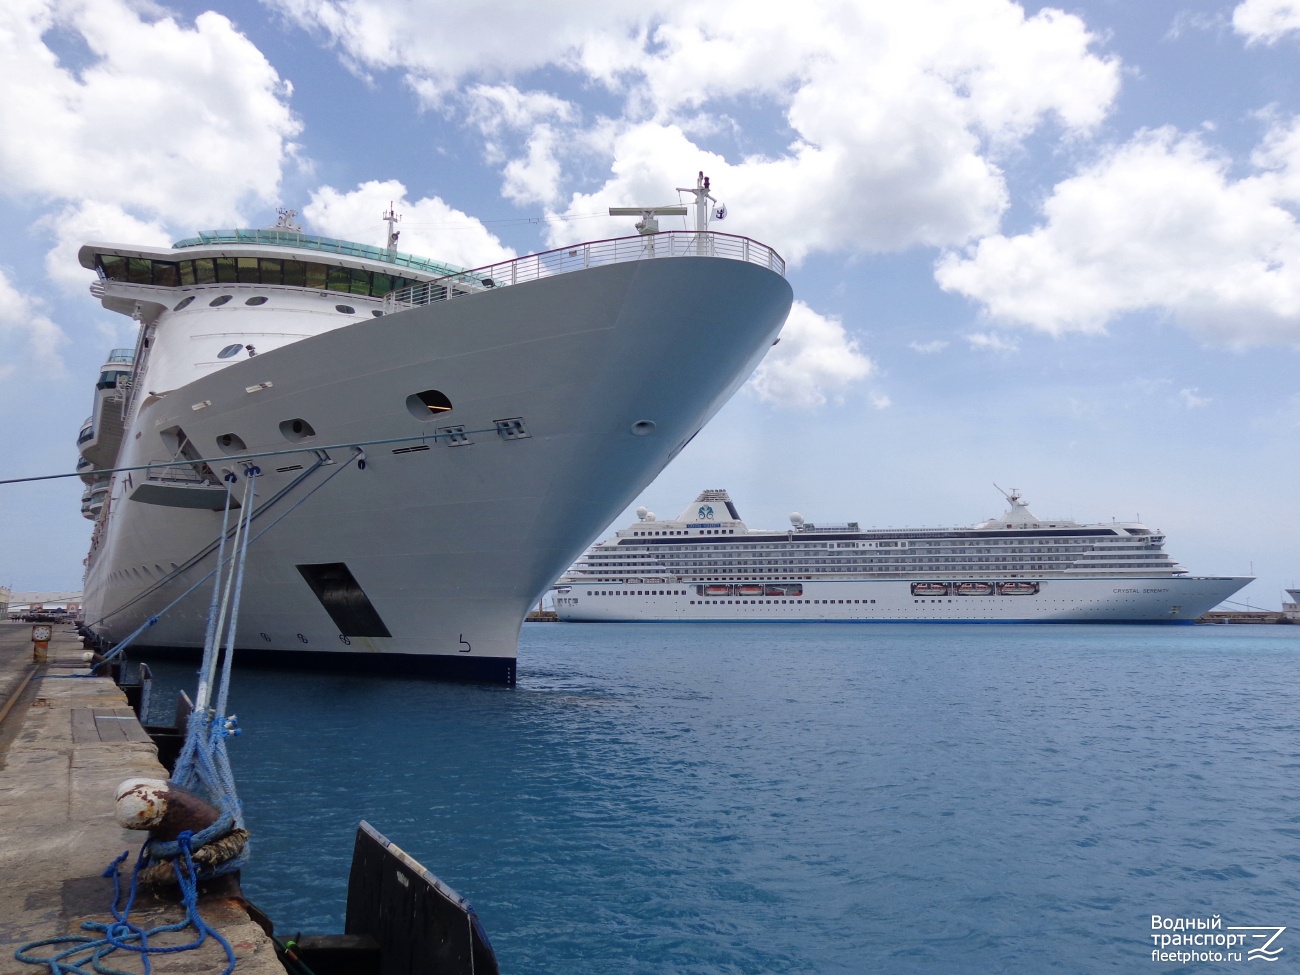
[84,257,793,681]
[553,575,1251,624]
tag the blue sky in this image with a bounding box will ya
[2,0,1299,607]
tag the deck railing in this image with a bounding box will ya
[382,231,785,311]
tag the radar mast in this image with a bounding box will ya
[382,202,401,251]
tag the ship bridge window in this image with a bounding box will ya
[96,370,130,390]
[209,295,232,307]
[245,296,268,306]
[406,389,453,420]
[100,251,424,297]
[217,344,244,359]
[335,304,356,314]
[173,296,195,311]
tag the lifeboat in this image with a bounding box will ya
[955,582,994,596]
[998,581,1039,595]
[764,584,802,597]
[738,584,764,596]
[911,582,950,596]
[704,585,733,597]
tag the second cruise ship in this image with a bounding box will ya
[552,488,1250,623]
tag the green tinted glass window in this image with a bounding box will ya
[282,260,307,287]
[179,261,195,286]
[371,272,393,296]
[128,258,152,285]
[98,255,127,281]
[194,258,216,284]
[215,257,237,283]
[305,263,328,289]
[152,262,180,287]
[236,257,259,284]
[258,259,282,285]
[349,267,371,295]
[326,266,351,292]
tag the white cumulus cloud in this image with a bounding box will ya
[745,300,874,408]
[0,0,302,286]
[268,0,1120,264]
[1233,0,1300,43]
[910,339,950,353]
[966,331,1019,353]
[935,122,1300,346]
[0,268,68,375]
[1179,387,1211,408]
[303,180,515,269]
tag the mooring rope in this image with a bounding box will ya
[15,836,237,975]
[15,465,279,975]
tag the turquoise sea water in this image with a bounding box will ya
[146,623,1300,973]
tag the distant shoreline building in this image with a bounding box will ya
[6,592,83,616]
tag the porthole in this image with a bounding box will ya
[335,304,355,314]
[279,417,316,442]
[405,389,453,420]
[245,296,268,306]
[631,420,656,436]
[371,310,383,317]
[216,432,247,455]
[217,344,243,359]
[173,296,195,311]
[209,295,232,307]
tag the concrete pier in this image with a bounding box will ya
[0,621,283,975]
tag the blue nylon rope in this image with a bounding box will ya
[17,451,364,972]
[13,460,325,973]
[14,833,236,975]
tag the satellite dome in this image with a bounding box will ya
[637,506,648,520]
[790,512,804,526]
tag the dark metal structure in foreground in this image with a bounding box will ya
[344,821,499,975]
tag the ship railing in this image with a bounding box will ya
[146,464,215,486]
[383,231,786,312]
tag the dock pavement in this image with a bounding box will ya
[0,621,284,975]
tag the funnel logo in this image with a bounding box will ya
[698,505,715,520]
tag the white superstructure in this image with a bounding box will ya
[77,190,793,682]
[552,489,1251,623]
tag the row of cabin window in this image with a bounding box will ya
[96,254,421,298]
[689,599,879,605]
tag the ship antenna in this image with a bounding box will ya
[383,202,401,251]
[608,202,689,235]
[675,171,719,233]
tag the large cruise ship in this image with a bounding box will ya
[77,182,793,682]
[551,489,1250,623]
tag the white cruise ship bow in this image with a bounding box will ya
[78,195,793,682]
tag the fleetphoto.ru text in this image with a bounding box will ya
[1151,915,1285,964]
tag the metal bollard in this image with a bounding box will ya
[31,623,51,662]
